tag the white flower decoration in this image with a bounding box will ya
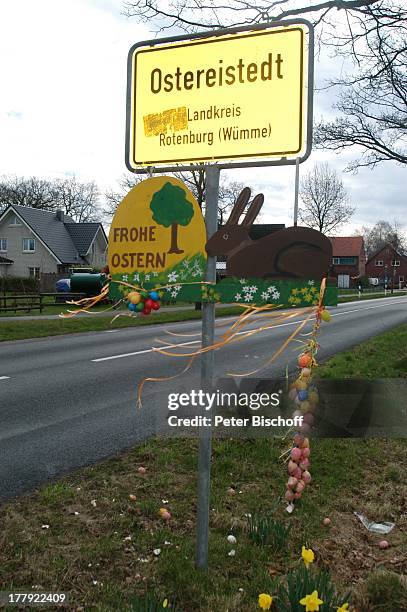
[271,290,280,300]
[170,284,181,299]
[244,294,253,302]
[168,271,178,282]
[308,280,315,286]
[234,293,242,301]
[133,273,139,281]
[183,260,190,268]
[122,274,128,281]
[261,291,269,301]
[145,273,150,281]
[239,278,246,284]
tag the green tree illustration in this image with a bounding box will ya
[150,182,195,254]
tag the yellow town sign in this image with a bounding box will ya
[126,22,311,168]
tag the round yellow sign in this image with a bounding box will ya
[108,176,207,297]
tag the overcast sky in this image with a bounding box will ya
[1,0,405,235]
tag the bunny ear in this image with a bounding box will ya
[226,187,251,225]
[242,193,264,228]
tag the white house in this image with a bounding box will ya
[0,205,107,278]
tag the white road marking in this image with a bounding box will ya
[92,298,407,363]
[0,376,10,380]
[92,340,199,362]
[104,329,120,333]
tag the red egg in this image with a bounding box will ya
[287,476,298,489]
[143,306,152,315]
[294,433,304,447]
[290,447,302,462]
[303,412,315,426]
[288,460,297,474]
[303,470,312,484]
[152,301,160,310]
[144,298,153,308]
[299,458,310,471]
[298,353,312,368]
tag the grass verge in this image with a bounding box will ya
[317,323,407,378]
[0,306,242,343]
[0,327,406,610]
[1,292,406,343]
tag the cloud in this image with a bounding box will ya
[0,0,404,233]
[5,111,23,119]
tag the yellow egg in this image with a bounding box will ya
[321,309,331,322]
[128,291,141,304]
[295,379,308,391]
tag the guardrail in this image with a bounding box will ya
[0,293,86,314]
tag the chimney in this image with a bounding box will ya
[56,209,64,222]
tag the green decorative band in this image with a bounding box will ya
[110,275,338,307]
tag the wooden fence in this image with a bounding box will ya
[0,293,86,314]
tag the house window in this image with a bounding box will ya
[332,257,356,265]
[375,260,383,266]
[22,238,35,252]
[391,260,400,266]
[9,215,22,226]
[0,238,7,252]
[29,267,40,279]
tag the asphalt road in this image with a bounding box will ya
[0,296,406,501]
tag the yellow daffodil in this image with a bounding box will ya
[301,545,315,567]
[162,599,169,608]
[258,593,273,610]
[299,590,324,611]
[336,604,349,612]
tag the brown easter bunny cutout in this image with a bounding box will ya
[205,187,333,279]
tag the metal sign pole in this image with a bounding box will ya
[293,157,300,226]
[196,164,220,569]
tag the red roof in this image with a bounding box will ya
[330,236,364,257]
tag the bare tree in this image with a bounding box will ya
[122,0,391,35]
[315,8,407,170]
[358,220,406,257]
[0,175,56,210]
[104,169,245,223]
[0,175,101,222]
[104,174,142,217]
[54,176,101,222]
[299,162,354,234]
[123,1,406,171]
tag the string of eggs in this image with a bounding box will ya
[285,308,331,505]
